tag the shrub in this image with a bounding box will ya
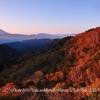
[80,81,86,87]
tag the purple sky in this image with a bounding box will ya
[0,0,100,34]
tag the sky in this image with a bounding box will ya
[0,0,100,35]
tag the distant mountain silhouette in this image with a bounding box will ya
[0,29,75,43]
[5,38,61,53]
[0,29,10,34]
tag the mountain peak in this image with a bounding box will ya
[0,29,9,35]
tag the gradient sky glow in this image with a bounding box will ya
[0,0,100,34]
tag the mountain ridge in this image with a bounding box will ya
[0,27,100,99]
[4,38,61,53]
[0,29,75,44]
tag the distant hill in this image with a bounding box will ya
[5,38,61,53]
[0,29,75,43]
[0,29,60,43]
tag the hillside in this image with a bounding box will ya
[0,44,20,72]
[0,27,100,100]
